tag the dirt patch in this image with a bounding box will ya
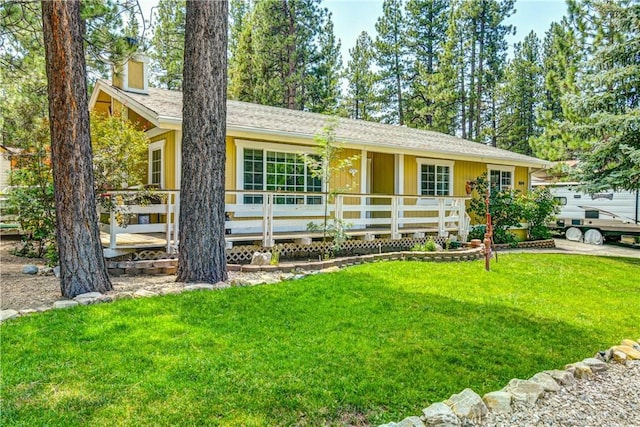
[0,238,177,311]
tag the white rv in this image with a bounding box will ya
[533,182,640,244]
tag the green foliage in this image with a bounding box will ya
[2,255,638,425]
[90,111,149,191]
[519,186,559,240]
[6,119,57,263]
[228,0,340,112]
[469,174,558,243]
[469,174,522,244]
[343,31,378,121]
[411,237,438,252]
[374,0,408,124]
[149,0,186,90]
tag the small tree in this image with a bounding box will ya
[301,118,359,254]
[91,111,149,191]
[519,186,559,240]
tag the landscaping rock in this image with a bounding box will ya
[613,350,627,364]
[53,300,79,309]
[184,283,215,291]
[529,372,561,392]
[74,292,104,305]
[582,357,608,373]
[422,402,461,426]
[482,391,511,413]
[544,369,576,386]
[22,264,39,275]
[0,309,19,322]
[396,416,425,426]
[445,388,487,419]
[565,362,594,379]
[133,289,158,298]
[621,339,640,350]
[53,266,60,278]
[250,252,271,265]
[502,379,545,406]
[612,345,640,360]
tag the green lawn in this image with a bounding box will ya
[2,254,639,426]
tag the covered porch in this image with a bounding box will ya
[99,190,471,257]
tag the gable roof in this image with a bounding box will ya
[92,79,550,169]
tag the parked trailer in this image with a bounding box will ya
[533,182,640,245]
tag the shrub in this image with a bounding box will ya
[411,237,438,252]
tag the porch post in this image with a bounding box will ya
[438,198,446,237]
[109,195,116,249]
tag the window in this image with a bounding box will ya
[417,159,454,196]
[240,145,322,204]
[487,165,514,192]
[148,140,165,188]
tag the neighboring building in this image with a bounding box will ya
[89,55,550,253]
[0,145,16,192]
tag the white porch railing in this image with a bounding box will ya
[99,190,470,251]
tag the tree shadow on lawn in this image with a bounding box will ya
[0,275,607,426]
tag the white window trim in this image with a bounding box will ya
[148,140,165,188]
[235,140,324,202]
[416,158,454,197]
[487,164,515,191]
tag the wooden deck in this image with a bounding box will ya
[100,232,170,249]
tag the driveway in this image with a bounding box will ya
[505,238,640,258]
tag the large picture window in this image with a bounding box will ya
[417,159,454,196]
[241,146,322,204]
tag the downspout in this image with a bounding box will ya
[635,189,639,224]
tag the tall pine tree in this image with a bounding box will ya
[149,0,186,90]
[343,31,378,121]
[374,0,407,124]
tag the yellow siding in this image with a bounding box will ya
[127,109,152,131]
[514,167,529,192]
[453,160,486,196]
[93,91,112,115]
[371,152,394,194]
[112,99,124,115]
[128,60,144,90]
[331,148,360,193]
[403,155,418,195]
[225,137,237,204]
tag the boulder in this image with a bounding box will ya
[445,388,487,419]
[611,345,640,360]
[396,416,425,427]
[565,362,594,379]
[582,357,608,373]
[250,252,272,266]
[22,264,39,275]
[133,289,158,298]
[502,379,545,406]
[529,372,561,392]
[0,309,19,322]
[184,283,215,292]
[544,369,576,386]
[482,391,511,413]
[613,350,627,364]
[621,339,640,351]
[74,292,104,305]
[422,402,461,426]
[53,266,61,278]
[53,300,78,309]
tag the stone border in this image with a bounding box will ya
[378,339,640,427]
[105,247,485,276]
[494,239,556,250]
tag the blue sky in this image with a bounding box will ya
[139,0,569,61]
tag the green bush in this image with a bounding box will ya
[411,237,438,252]
[468,174,558,244]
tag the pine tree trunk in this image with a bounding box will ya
[177,0,228,283]
[41,0,112,298]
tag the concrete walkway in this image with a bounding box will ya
[503,238,640,258]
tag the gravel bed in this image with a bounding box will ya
[477,360,640,427]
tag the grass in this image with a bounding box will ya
[1,253,639,426]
